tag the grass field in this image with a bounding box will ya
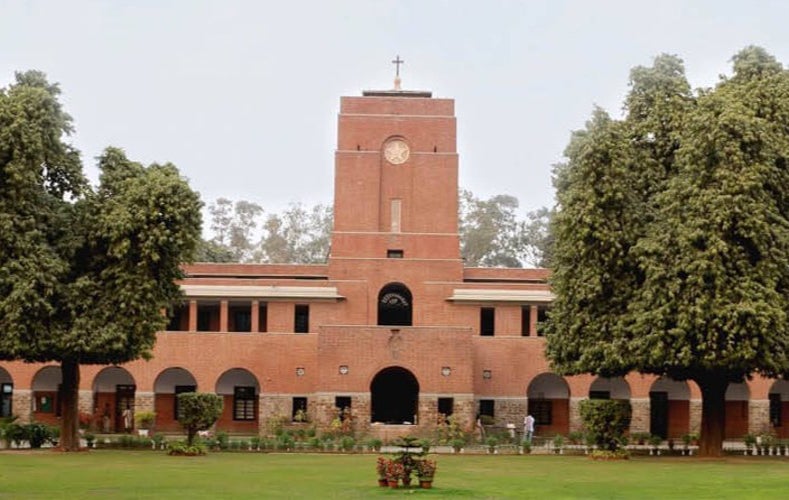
[1,451,788,499]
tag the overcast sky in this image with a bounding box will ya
[3,0,789,220]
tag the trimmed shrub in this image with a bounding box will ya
[579,399,632,452]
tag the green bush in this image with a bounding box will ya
[579,399,632,452]
[167,440,207,456]
[340,436,355,452]
[216,431,229,450]
[176,392,223,446]
[26,423,56,448]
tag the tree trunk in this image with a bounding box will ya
[59,358,81,451]
[696,374,726,458]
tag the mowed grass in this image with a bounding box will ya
[0,451,788,499]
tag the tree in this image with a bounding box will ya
[0,72,202,450]
[255,203,332,263]
[177,392,223,446]
[545,48,789,457]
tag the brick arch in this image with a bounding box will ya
[370,366,419,424]
[769,379,789,437]
[0,366,12,418]
[649,377,691,439]
[31,365,62,425]
[589,376,631,400]
[92,366,136,433]
[725,382,750,439]
[526,373,569,436]
[378,283,413,326]
[153,367,198,432]
[214,368,260,433]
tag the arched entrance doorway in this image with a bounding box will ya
[725,382,750,439]
[31,366,62,426]
[378,283,413,326]
[370,367,419,424]
[649,377,690,439]
[527,373,570,436]
[215,368,260,432]
[92,367,136,433]
[154,367,198,432]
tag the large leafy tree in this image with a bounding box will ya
[0,72,202,450]
[545,47,789,457]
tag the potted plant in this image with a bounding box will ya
[552,434,565,454]
[385,460,404,488]
[648,434,662,455]
[135,411,156,436]
[486,436,499,454]
[84,432,96,449]
[416,459,437,489]
[451,437,465,453]
[744,433,757,456]
[375,457,390,487]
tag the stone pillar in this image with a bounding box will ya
[259,395,291,435]
[749,399,770,435]
[135,391,155,414]
[629,398,650,434]
[569,397,584,433]
[496,398,527,428]
[689,399,702,434]
[12,389,32,424]
[78,390,94,415]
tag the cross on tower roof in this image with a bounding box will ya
[392,55,405,77]
[392,55,404,90]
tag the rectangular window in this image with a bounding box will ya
[770,393,782,427]
[529,399,552,425]
[335,396,352,412]
[479,399,495,418]
[536,306,550,336]
[294,304,309,333]
[438,397,454,420]
[521,306,531,336]
[174,385,196,420]
[292,397,308,422]
[387,249,404,258]
[480,307,495,336]
[197,304,219,332]
[233,386,256,421]
[391,199,402,233]
[230,305,252,332]
[259,303,268,332]
[589,391,611,400]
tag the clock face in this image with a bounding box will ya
[384,139,410,164]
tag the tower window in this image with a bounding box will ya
[480,307,495,336]
[294,305,309,333]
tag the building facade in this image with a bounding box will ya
[1,85,788,440]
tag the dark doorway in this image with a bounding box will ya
[370,367,419,424]
[378,283,413,326]
[115,385,136,432]
[650,391,669,439]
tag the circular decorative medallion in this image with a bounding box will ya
[384,139,410,164]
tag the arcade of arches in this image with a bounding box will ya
[2,363,788,439]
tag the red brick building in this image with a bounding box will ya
[2,84,788,440]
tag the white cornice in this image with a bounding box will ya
[447,289,554,304]
[181,285,344,301]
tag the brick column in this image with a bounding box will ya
[188,300,197,332]
[569,397,584,433]
[749,399,770,435]
[220,300,229,332]
[689,399,702,434]
[629,398,650,434]
[250,300,259,333]
[529,305,538,336]
[12,389,32,424]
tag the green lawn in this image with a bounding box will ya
[0,451,787,499]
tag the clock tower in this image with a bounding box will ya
[328,85,462,274]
